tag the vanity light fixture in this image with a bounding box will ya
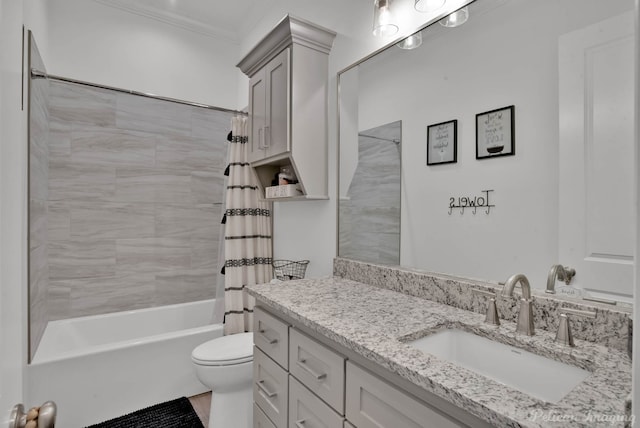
[396,31,423,50]
[440,6,469,27]
[373,0,399,37]
[415,0,446,13]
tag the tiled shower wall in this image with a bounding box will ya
[29,35,50,356]
[46,81,233,320]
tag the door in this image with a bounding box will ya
[265,48,290,158]
[559,11,635,298]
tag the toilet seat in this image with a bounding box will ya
[192,332,253,366]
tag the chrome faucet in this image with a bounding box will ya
[555,307,596,347]
[501,274,535,335]
[546,264,576,294]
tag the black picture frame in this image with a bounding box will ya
[476,105,515,159]
[427,119,457,165]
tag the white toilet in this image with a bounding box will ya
[191,332,254,428]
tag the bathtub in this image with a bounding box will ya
[27,299,223,428]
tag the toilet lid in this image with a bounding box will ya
[192,332,253,366]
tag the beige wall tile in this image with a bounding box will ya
[71,125,156,168]
[49,239,116,280]
[49,81,116,126]
[116,238,191,273]
[48,202,70,241]
[155,204,219,239]
[69,202,155,239]
[115,167,192,204]
[116,92,191,137]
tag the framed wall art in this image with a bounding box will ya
[476,105,515,159]
[427,119,457,165]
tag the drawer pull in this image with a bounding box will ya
[295,419,306,428]
[256,380,277,398]
[296,359,327,380]
[258,330,278,345]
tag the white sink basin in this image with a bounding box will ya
[408,329,591,403]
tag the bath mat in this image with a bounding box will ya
[86,396,204,428]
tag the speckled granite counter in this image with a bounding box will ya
[246,277,632,428]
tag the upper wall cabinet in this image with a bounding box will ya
[238,15,336,201]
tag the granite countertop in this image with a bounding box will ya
[246,277,632,428]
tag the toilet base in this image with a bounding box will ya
[209,386,252,428]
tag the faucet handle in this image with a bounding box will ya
[555,307,596,347]
[560,266,576,285]
[472,289,500,326]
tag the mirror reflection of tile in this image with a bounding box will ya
[339,120,401,265]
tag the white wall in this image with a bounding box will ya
[633,0,639,416]
[46,0,242,110]
[0,0,48,423]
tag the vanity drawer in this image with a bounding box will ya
[254,347,288,428]
[255,403,277,428]
[345,362,464,428]
[344,421,356,428]
[289,328,345,414]
[289,375,344,428]
[255,306,289,369]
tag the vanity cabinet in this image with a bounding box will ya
[253,305,478,428]
[237,15,336,201]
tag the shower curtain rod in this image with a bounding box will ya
[30,68,248,116]
[358,133,400,144]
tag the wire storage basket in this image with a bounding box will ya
[272,260,310,281]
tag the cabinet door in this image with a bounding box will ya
[254,306,290,369]
[345,362,464,428]
[254,347,289,428]
[255,403,277,428]
[289,328,344,414]
[265,48,290,158]
[289,375,343,428]
[249,68,267,163]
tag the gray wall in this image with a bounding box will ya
[44,81,232,320]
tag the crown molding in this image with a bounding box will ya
[94,0,240,43]
[237,14,336,77]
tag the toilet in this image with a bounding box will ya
[191,332,254,428]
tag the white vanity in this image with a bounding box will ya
[247,259,632,428]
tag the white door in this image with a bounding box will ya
[559,11,635,298]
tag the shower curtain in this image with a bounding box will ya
[223,116,273,335]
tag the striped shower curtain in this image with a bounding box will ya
[223,116,273,335]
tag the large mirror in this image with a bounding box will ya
[338,0,636,303]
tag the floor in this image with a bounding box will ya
[189,392,212,427]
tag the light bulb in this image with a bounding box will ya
[373,0,399,37]
[440,6,469,27]
[396,31,422,50]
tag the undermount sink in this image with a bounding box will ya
[408,329,591,403]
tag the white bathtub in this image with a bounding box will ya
[27,299,223,428]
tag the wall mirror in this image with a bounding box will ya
[338,0,636,304]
